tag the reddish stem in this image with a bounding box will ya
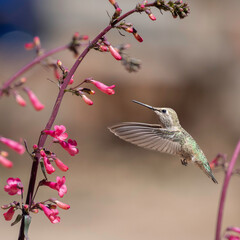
[215,140,240,240]
[18,3,156,239]
[0,44,69,97]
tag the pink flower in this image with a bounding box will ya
[59,139,79,156]
[54,158,69,172]
[24,88,44,111]
[42,176,67,198]
[109,45,122,60]
[15,94,26,107]
[24,42,34,50]
[81,35,89,40]
[44,125,68,142]
[68,75,74,85]
[0,154,13,168]
[225,234,240,240]
[227,227,240,234]
[99,45,108,52]
[43,156,55,174]
[148,13,156,21]
[54,200,70,210]
[3,207,15,221]
[0,137,25,155]
[82,94,93,106]
[33,36,41,47]
[39,204,60,224]
[4,177,23,195]
[89,80,115,95]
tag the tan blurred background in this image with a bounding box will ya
[1,0,240,239]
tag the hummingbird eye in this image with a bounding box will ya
[161,109,167,113]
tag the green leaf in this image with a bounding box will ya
[11,214,22,226]
[24,215,32,240]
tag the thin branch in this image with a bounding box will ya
[0,44,69,97]
[215,140,240,240]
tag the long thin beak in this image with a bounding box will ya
[132,100,156,110]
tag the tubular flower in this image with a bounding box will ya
[59,139,79,156]
[54,200,70,210]
[24,87,44,111]
[42,176,67,198]
[44,125,68,142]
[82,94,93,105]
[89,80,115,95]
[3,207,15,221]
[4,177,23,195]
[43,156,55,174]
[0,137,25,155]
[54,158,69,172]
[15,94,26,107]
[227,227,240,234]
[39,204,60,224]
[109,45,122,60]
[0,154,13,168]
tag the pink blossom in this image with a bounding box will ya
[148,13,156,21]
[227,227,240,234]
[82,94,93,106]
[33,36,41,47]
[54,200,70,210]
[225,234,240,240]
[89,80,115,95]
[24,88,44,111]
[39,204,60,224]
[43,157,55,174]
[15,94,26,107]
[109,45,122,60]
[0,155,13,168]
[4,177,23,195]
[59,139,79,156]
[42,176,67,198]
[24,42,34,50]
[54,158,69,172]
[44,125,68,142]
[69,75,74,85]
[99,45,108,52]
[0,137,25,155]
[3,207,15,221]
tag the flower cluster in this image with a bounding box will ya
[65,77,116,106]
[2,177,70,225]
[44,125,79,156]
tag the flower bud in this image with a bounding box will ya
[82,94,93,105]
[24,42,34,50]
[109,45,122,60]
[15,94,26,107]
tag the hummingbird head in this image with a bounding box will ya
[132,100,180,128]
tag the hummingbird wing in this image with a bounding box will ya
[109,122,182,155]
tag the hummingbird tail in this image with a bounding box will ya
[196,162,218,184]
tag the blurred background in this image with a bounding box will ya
[0,0,240,239]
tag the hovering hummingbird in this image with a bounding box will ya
[109,100,218,184]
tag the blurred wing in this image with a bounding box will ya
[109,122,182,155]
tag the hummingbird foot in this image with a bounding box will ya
[181,158,188,166]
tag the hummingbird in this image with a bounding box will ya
[109,100,218,184]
